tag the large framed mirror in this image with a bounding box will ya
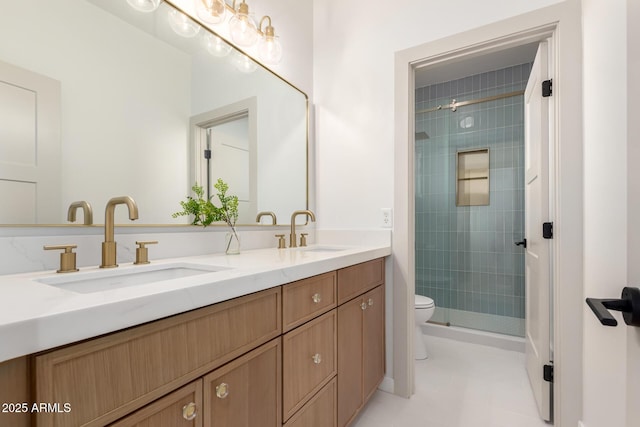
[0,0,308,226]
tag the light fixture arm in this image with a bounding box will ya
[258,15,275,37]
[232,0,250,15]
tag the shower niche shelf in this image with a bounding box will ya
[456,148,489,206]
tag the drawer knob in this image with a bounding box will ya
[182,402,197,420]
[216,382,229,399]
[368,298,374,306]
[312,353,322,364]
[312,293,322,304]
[361,302,368,310]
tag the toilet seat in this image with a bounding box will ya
[415,295,434,309]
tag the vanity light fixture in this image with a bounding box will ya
[126,0,161,13]
[229,0,258,47]
[196,0,227,25]
[168,8,201,38]
[257,16,282,64]
[203,33,232,57]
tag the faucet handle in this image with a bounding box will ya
[300,233,308,247]
[134,241,158,265]
[275,234,286,249]
[44,244,80,273]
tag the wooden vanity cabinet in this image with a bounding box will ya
[33,287,281,427]
[336,260,385,427]
[281,272,338,425]
[0,257,386,427]
[282,258,385,427]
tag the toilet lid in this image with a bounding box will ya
[415,294,435,308]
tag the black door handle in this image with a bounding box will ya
[515,239,527,248]
[585,287,640,327]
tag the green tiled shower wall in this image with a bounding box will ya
[415,63,531,320]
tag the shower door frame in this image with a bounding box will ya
[392,3,584,427]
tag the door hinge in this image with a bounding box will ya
[543,222,553,239]
[542,79,552,97]
[543,364,554,383]
[204,149,211,159]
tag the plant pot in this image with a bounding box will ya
[225,230,240,255]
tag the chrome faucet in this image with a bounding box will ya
[100,196,139,268]
[67,201,93,225]
[290,210,316,248]
[256,211,277,225]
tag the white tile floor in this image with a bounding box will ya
[351,335,551,427]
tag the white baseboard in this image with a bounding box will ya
[378,376,395,393]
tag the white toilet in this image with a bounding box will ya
[414,294,435,360]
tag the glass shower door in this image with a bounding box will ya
[414,63,530,337]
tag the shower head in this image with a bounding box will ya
[415,131,430,141]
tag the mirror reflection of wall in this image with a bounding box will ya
[0,0,307,226]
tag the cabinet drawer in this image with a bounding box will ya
[283,271,336,332]
[203,338,281,427]
[283,310,337,421]
[34,287,281,427]
[284,377,336,427]
[337,258,384,305]
[109,380,203,427]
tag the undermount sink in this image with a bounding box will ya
[36,262,229,294]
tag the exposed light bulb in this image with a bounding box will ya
[257,35,282,64]
[233,53,258,73]
[196,0,227,25]
[229,2,258,47]
[203,33,232,57]
[256,16,282,64]
[126,0,161,13]
[168,9,201,38]
[257,20,282,65]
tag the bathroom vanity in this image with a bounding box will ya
[0,245,389,427]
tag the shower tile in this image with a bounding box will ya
[416,64,527,325]
[464,76,472,94]
[496,295,505,316]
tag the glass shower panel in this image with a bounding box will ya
[415,63,530,338]
[415,95,453,328]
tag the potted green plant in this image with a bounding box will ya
[173,179,240,254]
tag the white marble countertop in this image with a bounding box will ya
[0,243,390,363]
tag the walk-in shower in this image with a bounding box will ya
[414,63,532,337]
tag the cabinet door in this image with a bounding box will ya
[363,285,385,401]
[337,297,364,427]
[202,338,281,427]
[109,380,203,427]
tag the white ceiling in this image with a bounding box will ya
[414,42,539,88]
